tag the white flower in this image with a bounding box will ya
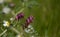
[24,25,35,33]
[24,28,34,33]
[2,7,11,14]
[10,17,14,21]
[30,27,34,30]
[28,25,32,28]
[0,0,4,4]
[31,35,34,37]
[16,34,22,37]
[24,28,29,33]
[3,20,10,27]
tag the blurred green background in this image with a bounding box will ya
[0,0,60,37]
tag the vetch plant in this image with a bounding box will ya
[0,0,39,37]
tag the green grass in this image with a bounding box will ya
[0,0,60,37]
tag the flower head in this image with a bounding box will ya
[3,20,10,27]
[2,7,11,14]
[15,12,24,20]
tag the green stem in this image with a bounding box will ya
[0,29,7,37]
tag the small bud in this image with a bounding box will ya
[10,17,14,21]
[9,2,15,8]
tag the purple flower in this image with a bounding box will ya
[25,15,34,27]
[28,16,34,23]
[26,19,30,24]
[22,15,34,29]
[15,12,24,20]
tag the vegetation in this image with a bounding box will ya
[0,0,60,37]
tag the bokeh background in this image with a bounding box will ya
[0,0,60,37]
